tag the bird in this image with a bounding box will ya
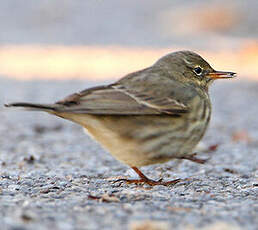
[5,51,236,186]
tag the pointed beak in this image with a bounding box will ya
[208,70,236,79]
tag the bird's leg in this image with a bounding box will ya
[114,167,181,186]
[180,153,208,164]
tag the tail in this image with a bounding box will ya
[4,102,57,112]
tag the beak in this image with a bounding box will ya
[208,70,236,79]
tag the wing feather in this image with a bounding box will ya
[55,84,188,115]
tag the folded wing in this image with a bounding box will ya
[55,84,189,115]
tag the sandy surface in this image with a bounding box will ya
[0,78,257,230]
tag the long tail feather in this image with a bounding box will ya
[4,102,57,112]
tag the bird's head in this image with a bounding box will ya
[155,50,236,89]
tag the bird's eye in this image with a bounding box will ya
[193,66,203,75]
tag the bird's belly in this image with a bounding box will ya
[63,113,155,166]
[59,108,210,167]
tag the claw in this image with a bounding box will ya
[114,178,180,186]
[113,167,181,186]
[180,153,209,164]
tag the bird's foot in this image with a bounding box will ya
[113,167,181,186]
[114,178,181,186]
[180,153,209,164]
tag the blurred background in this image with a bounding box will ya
[1,2,257,230]
[0,0,258,81]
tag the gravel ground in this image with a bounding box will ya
[0,78,257,230]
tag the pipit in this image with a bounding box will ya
[5,51,236,186]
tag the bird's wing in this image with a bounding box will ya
[55,84,188,115]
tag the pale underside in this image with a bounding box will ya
[55,107,210,167]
